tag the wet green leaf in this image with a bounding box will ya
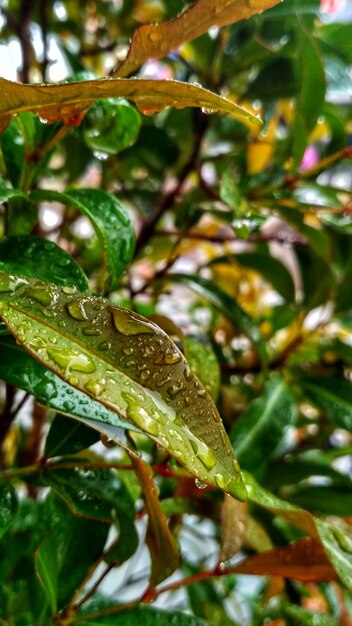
[0,76,260,132]
[35,494,108,610]
[0,480,18,539]
[83,98,141,155]
[41,467,138,565]
[168,273,267,365]
[184,337,221,402]
[0,273,246,500]
[301,377,352,431]
[77,606,212,626]
[30,189,135,290]
[132,455,179,585]
[230,377,295,472]
[0,236,89,291]
[0,335,134,437]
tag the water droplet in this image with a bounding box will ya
[85,380,104,396]
[126,360,136,367]
[198,448,217,470]
[197,389,207,398]
[184,396,192,407]
[156,375,172,388]
[148,29,160,43]
[47,347,96,374]
[214,474,226,489]
[67,300,89,321]
[63,400,75,412]
[111,308,155,336]
[69,376,79,386]
[123,347,134,356]
[183,366,193,381]
[195,479,207,490]
[98,341,111,351]
[83,327,102,336]
[26,287,54,307]
[167,383,184,397]
[154,349,182,365]
[63,286,77,295]
[122,391,159,436]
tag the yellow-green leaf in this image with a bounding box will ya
[0,273,246,501]
[0,77,259,133]
[113,0,282,79]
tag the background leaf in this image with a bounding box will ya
[230,376,295,472]
[0,480,18,539]
[0,236,89,291]
[30,189,135,290]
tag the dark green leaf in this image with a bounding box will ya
[0,273,246,500]
[35,494,108,610]
[0,119,25,187]
[168,273,267,365]
[295,246,334,309]
[301,377,352,431]
[0,480,18,539]
[0,236,89,291]
[83,98,141,155]
[41,468,138,565]
[30,188,135,290]
[45,414,100,457]
[230,376,295,472]
[292,23,326,166]
[36,530,59,612]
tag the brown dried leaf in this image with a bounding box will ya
[131,455,179,586]
[113,0,282,78]
[220,495,248,562]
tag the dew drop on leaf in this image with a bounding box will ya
[66,300,89,321]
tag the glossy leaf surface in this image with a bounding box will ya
[184,337,221,402]
[230,377,295,471]
[0,236,89,291]
[0,480,18,539]
[114,0,282,78]
[0,77,260,132]
[30,189,135,290]
[0,273,246,500]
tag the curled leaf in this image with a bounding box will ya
[0,77,259,133]
[0,273,246,500]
